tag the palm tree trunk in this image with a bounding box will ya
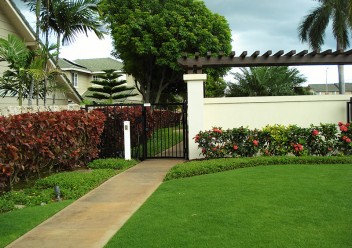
[35,0,41,42]
[28,79,34,106]
[337,40,345,94]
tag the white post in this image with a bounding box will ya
[124,121,131,160]
[183,74,207,160]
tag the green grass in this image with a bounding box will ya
[106,164,352,248]
[0,200,73,247]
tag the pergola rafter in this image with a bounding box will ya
[177,49,352,73]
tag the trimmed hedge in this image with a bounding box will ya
[88,158,138,170]
[164,156,352,181]
[0,110,106,192]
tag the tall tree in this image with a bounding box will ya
[298,0,352,94]
[86,69,137,104]
[100,0,232,103]
[225,66,308,97]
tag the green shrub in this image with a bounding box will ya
[88,158,138,170]
[35,169,117,200]
[164,156,352,181]
[194,123,352,158]
[0,197,15,213]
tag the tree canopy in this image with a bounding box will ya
[100,0,232,103]
[225,66,309,97]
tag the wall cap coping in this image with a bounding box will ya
[204,95,352,104]
[183,74,207,82]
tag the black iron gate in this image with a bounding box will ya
[85,102,188,160]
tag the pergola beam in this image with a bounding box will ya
[178,49,352,73]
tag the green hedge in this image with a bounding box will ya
[164,156,352,181]
[194,123,352,159]
[88,158,138,170]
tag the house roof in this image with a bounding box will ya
[308,83,352,92]
[58,58,90,72]
[58,57,124,74]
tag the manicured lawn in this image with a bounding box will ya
[106,164,352,248]
[0,200,73,247]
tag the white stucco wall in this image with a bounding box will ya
[204,95,352,130]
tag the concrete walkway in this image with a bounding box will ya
[6,159,184,248]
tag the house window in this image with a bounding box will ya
[93,75,99,81]
[72,73,78,88]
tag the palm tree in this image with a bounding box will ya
[0,34,31,106]
[39,0,105,64]
[298,0,352,94]
[225,67,308,97]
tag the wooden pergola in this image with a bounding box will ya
[177,49,352,73]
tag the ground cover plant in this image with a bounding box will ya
[106,163,352,248]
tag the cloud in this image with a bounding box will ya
[13,0,352,84]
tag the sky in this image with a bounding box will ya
[14,0,352,85]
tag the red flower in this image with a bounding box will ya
[202,148,206,153]
[253,140,259,146]
[212,147,217,151]
[338,122,344,126]
[233,145,238,150]
[293,143,303,151]
[346,138,351,143]
[340,125,348,132]
[212,127,223,134]
[342,136,348,141]
[312,129,319,136]
[194,135,200,142]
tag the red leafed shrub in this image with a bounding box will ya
[94,106,154,158]
[0,110,106,192]
[152,110,182,128]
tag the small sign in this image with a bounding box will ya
[144,103,151,107]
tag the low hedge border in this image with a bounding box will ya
[164,156,352,181]
[87,158,139,170]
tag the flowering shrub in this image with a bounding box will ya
[338,122,352,155]
[194,122,352,159]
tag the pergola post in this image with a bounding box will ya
[183,73,207,160]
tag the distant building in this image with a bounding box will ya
[58,58,143,103]
[308,83,352,95]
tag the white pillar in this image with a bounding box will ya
[124,121,131,160]
[183,74,207,160]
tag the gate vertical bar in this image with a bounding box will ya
[183,101,189,159]
[142,104,147,160]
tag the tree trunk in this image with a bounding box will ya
[35,0,41,42]
[28,79,34,106]
[337,40,345,94]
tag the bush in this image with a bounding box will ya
[0,110,106,192]
[35,169,117,200]
[194,123,351,159]
[88,158,138,170]
[164,156,352,181]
